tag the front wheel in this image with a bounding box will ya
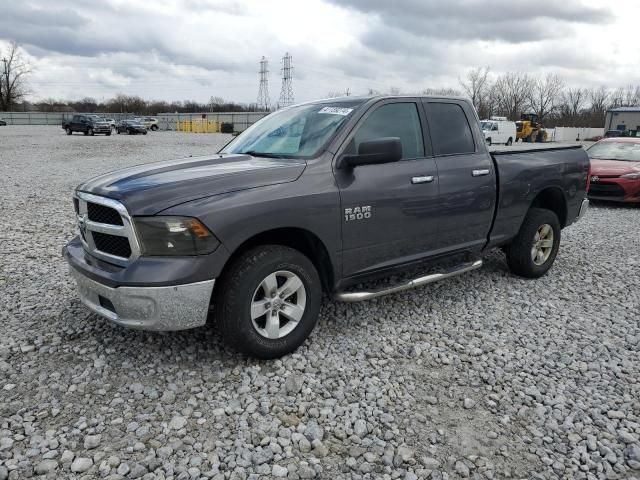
[65,127,72,135]
[486,138,492,146]
[106,131,111,136]
[88,127,94,136]
[151,124,158,131]
[506,208,561,278]
[215,245,322,359]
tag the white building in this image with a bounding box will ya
[605,107,640,134]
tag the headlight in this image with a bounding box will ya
[621,172,640,180]
[133,216,219,255]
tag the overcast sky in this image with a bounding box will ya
[1,0,638,105]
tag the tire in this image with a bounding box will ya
[88,127,94,136]
[529,132,537,143]
[65,127,72,135]
[506,137,513,146]
[117,129,121,134]
[106,131,111,136]
[486,138,492,146]
[215,245,322,359]
[151,124,158,131]
[506,208,561,278]
[143,131,147,135]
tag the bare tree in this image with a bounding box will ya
[422,87,462,96]
[0,41,31,111]
[459,66,490,117]
[622,85,640,106]
[560,88,586,117]
[588,86,609,114]
[528,74,564,122]
[492,72,533,120]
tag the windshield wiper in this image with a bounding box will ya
[240,150,289,158]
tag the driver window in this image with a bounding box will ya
[345,102,426,160]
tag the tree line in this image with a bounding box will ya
[456,67,639,128]
[24,94,262,115]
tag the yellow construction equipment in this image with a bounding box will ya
[516,113,548,143]
[175,119,222,133]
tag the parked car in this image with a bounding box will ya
[62,115,111,136]
[134,117,159,131]
[480,117,516,146]
[587,137,640,203]
[104,118,116,130]
[116,120,148,135]
[64,95,589,358]
[0,119,6,126]
[604,130,624,138]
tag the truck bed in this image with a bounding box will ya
[487,145,589,248]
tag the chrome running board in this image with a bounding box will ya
[334,259,483,302]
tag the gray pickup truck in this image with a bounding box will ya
[63,95,589,358]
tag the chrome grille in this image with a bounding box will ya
[74,192,140,266]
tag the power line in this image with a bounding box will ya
[278,52,294,109]
[257,56,270,111]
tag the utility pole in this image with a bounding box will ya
[278,52,294,109]
[344,88,351,97]
[257,56,270,112]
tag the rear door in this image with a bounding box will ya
[422,100,496,254]
[335,99,440,278]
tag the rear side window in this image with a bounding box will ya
[426,103,475,156]
[346,103,425,160]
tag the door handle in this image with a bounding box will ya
[411,175,434,184]
[472,169,490,177]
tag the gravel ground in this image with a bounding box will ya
[0,126,639,480]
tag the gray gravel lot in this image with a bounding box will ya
[0,126,639,480]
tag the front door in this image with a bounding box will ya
[334,100,440,278]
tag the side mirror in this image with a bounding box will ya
[339,137,402,169]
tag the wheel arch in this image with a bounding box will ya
[219,227,335,293]
[529,187,568,227]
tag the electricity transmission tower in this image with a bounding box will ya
[278,52,294,108]
[257,56,270,111]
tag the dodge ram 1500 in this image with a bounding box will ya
[63,95,590,358]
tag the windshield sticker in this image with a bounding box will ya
[318,107,353,116]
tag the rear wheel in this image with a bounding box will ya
[506,208,561,278]
[215,245,322,359]
[151,124,158,131]
[506,137,513,146]
[486,138,492,146]
[88,127,94,136]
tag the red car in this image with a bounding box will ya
[587,137,640,203]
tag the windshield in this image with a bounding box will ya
[480,121,495,131]
[587,141,640,162]
[222,103,360,158]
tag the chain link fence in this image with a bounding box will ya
[0,111,269,132]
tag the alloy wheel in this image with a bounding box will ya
[531,224,554,265]
[250,270,306,339]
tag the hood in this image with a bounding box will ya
[590,158,640,177]
[77,154,306,215]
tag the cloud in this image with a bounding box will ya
[0,0,636,104]
[327,0,613,43]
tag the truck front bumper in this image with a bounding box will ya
[64,237,216,331]
[69,268,215,331]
